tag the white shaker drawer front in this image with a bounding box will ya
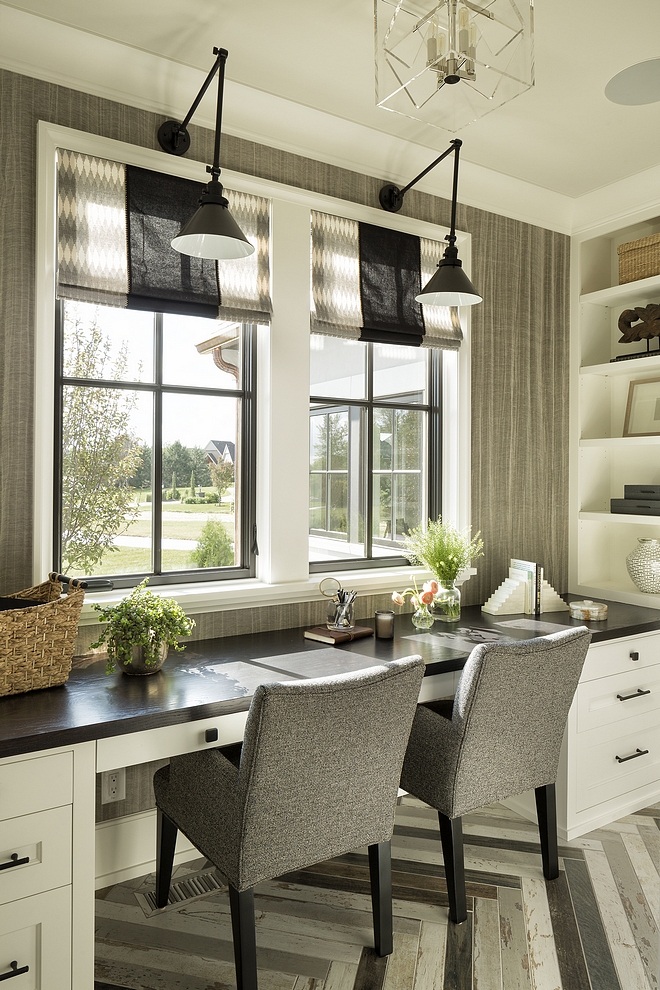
[575,709,660,812]
[0,754,73,822]
[581,633,660,682]
[576,664,660,732]
[0,806,72,907]
[0,885,71,989]
[96,710,249,771]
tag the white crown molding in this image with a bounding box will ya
[0,4,574,233]
[572,160,660,235]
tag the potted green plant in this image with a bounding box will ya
[401,517,484,622]
[90,579,195,675]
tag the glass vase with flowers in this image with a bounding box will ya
[401,517,484,622]
[391,579,437,630]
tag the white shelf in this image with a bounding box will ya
[581,354,660,377]
[574,580,660,611]
[579,511,660,525]
[580,273,660,307]
[580,436,660,447]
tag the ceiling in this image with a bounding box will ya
[3,0,660,199]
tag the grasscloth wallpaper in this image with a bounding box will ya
[0,67,569,610]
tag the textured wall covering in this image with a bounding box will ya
[0,68,569,607]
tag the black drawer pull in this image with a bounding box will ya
[615,748,649,764]
[617,688,651,702]
[205,728,218,743]
[0,853,29,872]
[630,651,640,662]
[0,962,29,982]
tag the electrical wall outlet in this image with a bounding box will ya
[101,768,126,804]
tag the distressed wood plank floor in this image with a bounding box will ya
[95,797,660,990]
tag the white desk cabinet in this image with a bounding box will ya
[0,743,95,990]
[509,630,660,840]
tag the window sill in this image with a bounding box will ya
[77,565,478,625]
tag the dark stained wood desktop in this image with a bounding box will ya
[1,597,658,760]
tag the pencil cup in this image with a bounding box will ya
[327,601,355,630]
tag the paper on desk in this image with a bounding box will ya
[402,626,517,656]
[493,618,569,633]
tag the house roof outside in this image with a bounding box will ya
[204,440,235,465]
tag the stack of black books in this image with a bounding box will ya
[611,485,660,515]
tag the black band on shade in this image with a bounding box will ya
[126,165,221,315]
[358,222,426,348]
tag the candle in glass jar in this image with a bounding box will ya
[375,609,395,639]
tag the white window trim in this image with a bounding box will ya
[35,121,472,621]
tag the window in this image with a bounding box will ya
[54,299,256,586]
[309,334,441,569]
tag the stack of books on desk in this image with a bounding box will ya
[611,485,660,515]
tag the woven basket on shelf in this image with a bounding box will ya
[0,573,85,697]
[618,233,660,284]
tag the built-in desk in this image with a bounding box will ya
[1,599,660,988]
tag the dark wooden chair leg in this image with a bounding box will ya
[229,885,258,990]
[155,808,178,908]
[368,841,393,956]
[438,813,467,924]
[535,783,559,880]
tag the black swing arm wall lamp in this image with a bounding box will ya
[157,46,254,261]
[379,138,481,307]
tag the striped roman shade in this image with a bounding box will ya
[57,149,272,323]
[310,210,462,349]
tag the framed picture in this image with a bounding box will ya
[623,377,660,437]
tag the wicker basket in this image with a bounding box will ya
[618,233,660,284]
[0,573,85,697]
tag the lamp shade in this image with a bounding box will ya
[416,258,481,307]
[171,198,255,260]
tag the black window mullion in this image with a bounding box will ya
[239,325,257,574]
[428,349,443,522]
[153,313,163,575]
[53,300,65,572]
[365,344,374,559]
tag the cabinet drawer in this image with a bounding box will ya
[580,633,660,682]
[577,664,660,732]
[0,806,72,907]
[96,711,249,771]
[0,753,72,822]
[0,885,71,989]
[575,709,660,812]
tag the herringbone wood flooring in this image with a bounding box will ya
[95,796,660,990]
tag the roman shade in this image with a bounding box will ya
[310,210,462,349]
[57,149,272,323]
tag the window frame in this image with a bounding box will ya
[35,121,472,613]
[309,343,443,572]
[52,301,257,588]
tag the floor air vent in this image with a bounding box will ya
[135,868,226,917]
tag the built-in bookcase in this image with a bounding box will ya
[571,213,660,607]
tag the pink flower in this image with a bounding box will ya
[420,590,434,606]
[423,579,439,595]
[391,592,405,606]
[411,596,419,609]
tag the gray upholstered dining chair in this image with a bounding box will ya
[400,627,591,924]
[153,656,426,990]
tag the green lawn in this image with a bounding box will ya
[66,547,195,577]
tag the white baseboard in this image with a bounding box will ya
[95,808,200,889]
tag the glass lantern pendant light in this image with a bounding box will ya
[375,0,534,132]
[380,138,482,307]
[157,46,254,261]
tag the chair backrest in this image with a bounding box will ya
[234,655,425,888]
[449,627,591,815]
